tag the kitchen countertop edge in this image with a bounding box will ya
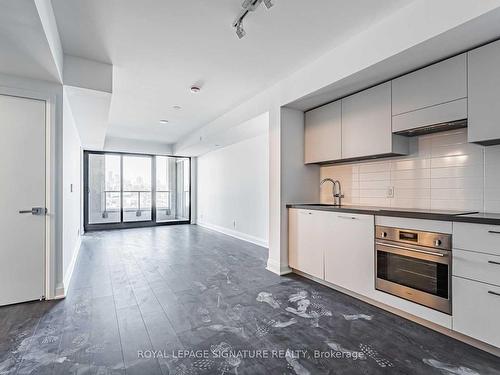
[286,204,500,225]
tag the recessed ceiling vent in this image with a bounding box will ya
[394,119,467,137]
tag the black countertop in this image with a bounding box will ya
[286,204,500,225]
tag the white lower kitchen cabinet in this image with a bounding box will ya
[288,209,332,279]
[325,213,374,296]
[453,276,500,348]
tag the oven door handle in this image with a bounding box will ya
[376,242,446,257]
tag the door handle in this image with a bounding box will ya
[19,207,47,215]
[338,215,357,220]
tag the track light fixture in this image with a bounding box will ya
[263,0,274,9]
[232,0,275,39]
[235,21,246,39]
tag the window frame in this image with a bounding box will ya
[83,150,191,231]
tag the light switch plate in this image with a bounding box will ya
[387,186,394,198]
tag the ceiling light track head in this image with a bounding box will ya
[263,0,274,9]
[233,0,275,39]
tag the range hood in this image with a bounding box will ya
[393,119,467,137]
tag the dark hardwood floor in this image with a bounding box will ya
[0,225,499,374]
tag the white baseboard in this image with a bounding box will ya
[54,284,65,300]
[266,258,292,275]
[60,236,82,298]
[197,221,268,248]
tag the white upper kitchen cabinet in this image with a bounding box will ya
[288,209,332,279]
[468,39,500,145]
[325,213,375,297]
[304,100,342,164]
[392,54,467,133]
[341,82,408,160]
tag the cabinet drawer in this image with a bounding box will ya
[453,276,500,347]
[453,249,500,287]
[453,222,500,255]
[392,98,467,133]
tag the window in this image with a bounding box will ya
[84,151,190,230]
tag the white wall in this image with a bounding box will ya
[62,88,82,291]
[320,128,500,213]
[197,133,269,247]
[104,136,173,155]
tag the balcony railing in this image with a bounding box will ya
[100,190,172,218]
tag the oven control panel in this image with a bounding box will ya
[376,226,451,250]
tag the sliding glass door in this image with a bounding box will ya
[84,151,190,231]
[155,156,190,222]
[88,153,121,224]
[123,155,152,222]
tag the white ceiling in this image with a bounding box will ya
[288,8,500,112]
[51,0,413,144]
[0,0,60,82]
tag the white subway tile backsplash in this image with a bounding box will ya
[359,197,392,207]
[392,169,430,180]
[391,158,430,170]
[359,180,391,189]
[430,154,483,169]
[431,177,483,190]
[359,189,389,198]
[395,188,431,199]
[431,199,483,212]
[429,130,468,147]
[359,162,391,174]
[431,188,484,200]
[359,171,391,181]
[320,128,500,213]
[392,198,431,210]
[393,179,430,189]
[430,165,483,179]
[486,201,500,212]
[430,143,482,158]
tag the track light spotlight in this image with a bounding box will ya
[263,0,273,9]
[233,0,275,39]
[236,22,246,39]
[241,0,254,10]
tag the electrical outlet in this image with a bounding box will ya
[387,186,394,198]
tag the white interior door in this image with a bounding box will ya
[0,94,46,306]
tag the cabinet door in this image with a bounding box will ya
[305,101,341,163]
[341,82,393,159]
[453,276,500,347]
[392,54,467,116]
[325,213,374,296]
[288,209,328,279]
[468,40,500,145]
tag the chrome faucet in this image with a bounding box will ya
[320,178,344,206]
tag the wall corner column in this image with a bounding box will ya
[267,106,320,275]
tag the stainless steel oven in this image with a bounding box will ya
[375,226,452,314]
